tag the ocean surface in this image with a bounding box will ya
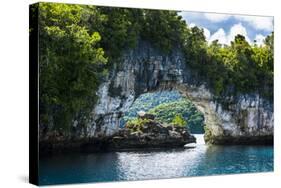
[39,135,273,185]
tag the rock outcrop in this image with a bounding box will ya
[88,41,273,145]
[204,94,273,145]
[108,115,196,150]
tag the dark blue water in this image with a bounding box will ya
[39,135,273,185]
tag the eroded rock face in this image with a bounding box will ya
[205,94,273,144]
[88,41,273,144]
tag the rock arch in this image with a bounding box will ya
[89,42,273,144]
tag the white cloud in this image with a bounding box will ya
[228,23,251,44]
[209,28,227,44]
[189,22,196,28]
[187,22,255,46]
[208,23,251,45]
[254,34,266,46]
[234,15,273,31]
[203,27,211,41]
[203,13,231,23]
[181,12,273,32]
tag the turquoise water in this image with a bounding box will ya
[39,135,273,185]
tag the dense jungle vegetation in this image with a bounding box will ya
[123,91,204,133]
[148,99,204,133]
[122,91,183,123]
[33,3,273,132]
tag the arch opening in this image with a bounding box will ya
[120,90,206,135]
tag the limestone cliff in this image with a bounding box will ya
[88,41,273,144]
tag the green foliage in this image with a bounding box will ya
[141,10,187,53]
[194,33,274,99]
[172,115,187,127]
[94,7,143,59]
[251,33,274,100]
[148,99,205,133]
[123,91,182,123]
[183,26,208,69]
[39,3,107,131]
[125,118,152,132]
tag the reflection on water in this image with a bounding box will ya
[39,135,273,185]
[194,134,205,145]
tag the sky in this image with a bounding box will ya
[178,11,273,46]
